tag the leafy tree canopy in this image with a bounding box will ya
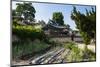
[15,2,36,22]
[71,6,96,45]
[52,12,64,25]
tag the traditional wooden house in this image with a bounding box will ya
[42,20,71,37]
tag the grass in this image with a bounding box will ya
[82,45,96,61]
[63,42,96,62]
[12,40,50,60]
[12,22,51,60]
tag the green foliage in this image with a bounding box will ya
[67,47,83,62]
[80,32,91,45]
[83,45,96,61]
[71,7,96,45]
[12,10,16,16]
[15,2,36,21]
[64,42,77,50]
[12,41,50,59]
[64,42,96,62]
[52,12,64,25]
[12,24,45,40]
[64,42,83,62]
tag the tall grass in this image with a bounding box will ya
[12,40,50,60]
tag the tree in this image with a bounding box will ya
[15,2,36,22]
[52,12,64,25]
[65,24,71,30]
[71,7,96,45]
[38,20,46,25]
[12,10,16,16]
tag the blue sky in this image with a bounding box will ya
[12,1,95,30]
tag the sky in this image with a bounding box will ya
[12,1,95,30]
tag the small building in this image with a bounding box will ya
[42,23,70,37]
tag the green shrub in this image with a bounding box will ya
[65,42,83,62]
[64,42,96,62]
[80,32,91,45]
[64,42,76,50]
[83,46,96,61]
[12,24,45,40]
